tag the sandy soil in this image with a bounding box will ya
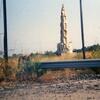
[0,78,100,100]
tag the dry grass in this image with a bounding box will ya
[31,51,95,62]
[0,51,99,82]
[0,52,100,100]
[39,69,77,82]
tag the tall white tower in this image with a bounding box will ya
[57,4,69,55]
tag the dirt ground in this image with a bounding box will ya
[0,77,100,100]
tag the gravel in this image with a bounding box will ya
[0,74,100,100]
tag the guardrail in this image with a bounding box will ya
[40,59,100,69]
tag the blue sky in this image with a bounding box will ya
[0,0,100,55]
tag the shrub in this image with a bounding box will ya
[16,58,47,80]
[0,60,17,81]
[44,51,56,56]
[92,50,100,58]
[32,62,47,77]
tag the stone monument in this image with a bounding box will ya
[57,4,71,55]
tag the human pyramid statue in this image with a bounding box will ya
[57,4,69,55]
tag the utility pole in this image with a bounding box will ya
[79,0,86,59]
[3,0,8,62]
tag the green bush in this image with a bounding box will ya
[16,59,47,80]
[92,50,100,58]
[33,62,47,77]
[44,51,56,56]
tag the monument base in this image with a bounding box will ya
[56,42,69,55]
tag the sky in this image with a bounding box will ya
[0,0,100,55]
